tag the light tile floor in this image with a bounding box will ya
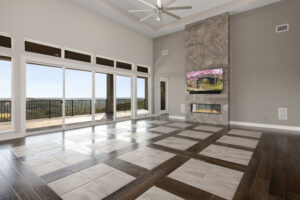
[8,120,261,200]
[154,137,198,150]
[217,135,258,149]
[31,160,67,176]
[118,147,174,170]
[168,159,244,200]
[117,131,160,142]
[146,120,169,125]
[193,125,223,132]
[86,139,132,154]
[200,144,253,165]
[48,163,134,200]
[228,129,262,138]
[137,187,183,200]
[177,130,212,140]
[167,122,193,128]
[25,150,91,176]
[12,141,62,157]
[148,126,178,134]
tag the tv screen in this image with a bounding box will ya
[186,68,223,93]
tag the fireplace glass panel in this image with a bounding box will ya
[191,104,221,114]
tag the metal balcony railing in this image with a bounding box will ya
[0,98,148,122]
[0,100,11,122]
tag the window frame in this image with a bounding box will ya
[24,39,62,58]
[0,54,15,134]
[20,55,152,135]
[95,56,115,68]
[64,48,92,63]
[0,34,12,49]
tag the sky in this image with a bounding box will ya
[0,60,12,98]
[22,63,145,99]
[116,75,131,98]
[137,78,145,98]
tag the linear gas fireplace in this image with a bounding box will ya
[191,103,221,114]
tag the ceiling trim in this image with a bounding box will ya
[72,0,280,38]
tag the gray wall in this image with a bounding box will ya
[153,0,300,127]
[230,0,300,126]
[0,0,153,140]
[153,31,185,116]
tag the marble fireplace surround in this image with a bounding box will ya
[185,13,229,125]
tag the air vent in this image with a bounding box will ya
[276,24,289,33]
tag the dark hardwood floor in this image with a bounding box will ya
[0,117,299,200]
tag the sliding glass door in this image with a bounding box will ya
[95,73,114,122]
[116,75,132,119]
[137,77,149,115]
[65,69,92,125]
[23,60,151,133]
[26,63,63,131]
[0,56,12,132]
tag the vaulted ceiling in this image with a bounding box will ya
[72,0,280,37]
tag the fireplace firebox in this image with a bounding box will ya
[191,103,221,114]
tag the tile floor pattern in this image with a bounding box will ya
[85,139,133,154]
[177,130,212,140]
[137,187,183,200]
[24,150,91,176]
[168,159,244,200]
[148,126,178,134]
[118,147,175,169]
[167,122,193,128]
[193,125,223,132]
[117,131,160,142]
[146,120,168,125]
[154,136,198,150]
[217,135,259,149]
[8,120,263,200]
[12,141,63,157]
[227,129,262,138]
[48,163,135,200]
[199,144,254,165]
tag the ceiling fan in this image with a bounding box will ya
[129,0,192,22]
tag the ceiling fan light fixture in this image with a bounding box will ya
[133,0,191,23]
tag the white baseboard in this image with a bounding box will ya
[0,132,25,142]
[230,121,300,132]
[169,115,186,121]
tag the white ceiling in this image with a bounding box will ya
[72,0,280,38]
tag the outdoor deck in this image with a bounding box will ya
[0,110,148,131]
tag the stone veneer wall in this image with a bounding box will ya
[185,13,229,125]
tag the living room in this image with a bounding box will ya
[0,0,299,199]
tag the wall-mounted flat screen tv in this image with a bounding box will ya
[186,68,223,94]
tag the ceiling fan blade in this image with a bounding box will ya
[129,9,153,13]
[165,0,178,7]
[138,0,156,9]
[157,0,162,8]
[163,11,181,19]
[165,6,192,10]
[140,13,155,22]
